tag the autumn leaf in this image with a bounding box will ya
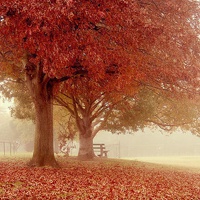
[0,157,200,199]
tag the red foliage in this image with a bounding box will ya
[0,158,200,199]
[0,0,200,166]
[0,0,199,92]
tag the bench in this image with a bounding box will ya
[93,143,109,157]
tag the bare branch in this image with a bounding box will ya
[55,96,75,116]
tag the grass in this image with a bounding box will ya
[127,156,200,173]
[1,153,200,171]
[1,153,200,170]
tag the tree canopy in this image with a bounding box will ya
[1,0,199,89]
[0,0,200,163]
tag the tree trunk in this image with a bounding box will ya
[78,133,95,160]
[77,118,96,160]
[29,90,58,166]
[26,69,58,167]
[29,93,57,166]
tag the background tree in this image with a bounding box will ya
[0,105,16,141]
[11,119,35,152]
[0,0,200,164]
[56,77,121,159]
[57,80,200,159]
[0,77,35,121]
[105,87,200,134]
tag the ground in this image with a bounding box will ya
[130,156,200,173]
[0,155,200,199]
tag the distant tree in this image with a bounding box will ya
[177,98,200,137]
[56,81,200,159]
[105,88,200,134]
[56,77,118,159]
[0,79,35,121]
[0,0,200,164]
[12,119,35,152]
[0,106,16,141]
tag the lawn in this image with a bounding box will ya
[0,156,200,199]
[130,156,200,172]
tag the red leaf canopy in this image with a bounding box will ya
[0,0,199,94]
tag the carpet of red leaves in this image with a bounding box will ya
[0,157,200,199]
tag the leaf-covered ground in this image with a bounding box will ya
[0,156,200,199]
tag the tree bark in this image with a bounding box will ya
[78,133,96,160]
[25,60,58,167]
[77,118,96,160]
[29,83,58,167]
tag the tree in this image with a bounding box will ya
[56,80,200,159]
[0,0,200,164]
[10,119,35,152]
[56,77,120,159]
[105,87,200,134]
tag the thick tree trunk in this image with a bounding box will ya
[29,92,58,167]
[26,71,58,167]
[78,133,95,160]
[77,119,96,160]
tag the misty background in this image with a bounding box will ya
[1,98,200,158]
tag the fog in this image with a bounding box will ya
[0,99,200,159]
[0,99,15,141]
[94,130,200,158]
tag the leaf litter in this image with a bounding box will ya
[0,157,199,199]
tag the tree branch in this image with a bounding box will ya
[55,95,75,116]
[146,119,193,130]
[92,106,114,138]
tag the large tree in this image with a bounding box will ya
[0,0,200,165]
[56,80,200,159]
[56,77,121,159]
